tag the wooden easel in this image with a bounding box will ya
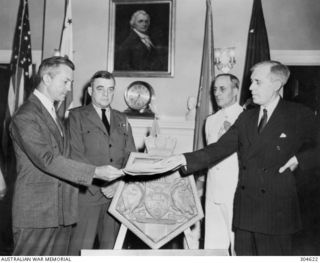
[113,223,195,249]
[113,130,202,249]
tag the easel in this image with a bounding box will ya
[113,215,196,249]
[112,133,201,249]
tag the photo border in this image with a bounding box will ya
[107,0,175,77]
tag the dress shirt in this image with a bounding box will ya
[258,95,280,125]
[92,104,111,123]
[33,89,63,136]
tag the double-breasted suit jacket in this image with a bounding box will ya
[184,100,318,235]
[68,104,136,204]
[9,94,95,229]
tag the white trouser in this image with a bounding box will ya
[205,199,235,254]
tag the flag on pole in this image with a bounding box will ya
[240,0,270,107]
[1,0,33,170]
[7,0,33,117]
[193,0,215,152]
[56,0,73,119]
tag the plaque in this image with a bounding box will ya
[109,152,204,249]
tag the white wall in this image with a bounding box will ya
[2,0,320,120]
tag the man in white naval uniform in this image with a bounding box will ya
[205,74,243,254]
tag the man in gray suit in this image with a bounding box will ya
[68,71,136,254]
[9,56,123,255]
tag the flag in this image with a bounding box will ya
[1,0,33,171]
[7,0,33,116]
[193,0,215,152]
[56,0,73,119]
[240,0,270,106]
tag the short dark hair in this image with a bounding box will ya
[36,56,74,86]
[90,70,115,86]
[251,60,290,86]
[214,73,240,89]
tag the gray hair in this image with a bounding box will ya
[251,60,291,86]
[214,73,240,89]
[130,10,150,28]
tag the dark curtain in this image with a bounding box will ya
[0,65,14,255]
[240,0,270,106]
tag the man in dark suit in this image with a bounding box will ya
[115,10,165,71]
[9,56,124,255]
[68,71,136,254]
[161,61,319,255]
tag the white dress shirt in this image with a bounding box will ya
[33,89,63,136]
[258,95,280,125]
[92,104,111,123]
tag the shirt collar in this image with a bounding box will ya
[133,28,150,39]
[259,95,280,120]
[92,103,111,120]
[33,89,55,114]
[221,103,242,117]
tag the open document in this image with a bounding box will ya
[123,153,182,176]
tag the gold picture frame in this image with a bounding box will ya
[107,0,175,77]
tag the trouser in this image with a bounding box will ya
[12,225,72,256]
[234,228,292,255]
[205,200,234,254]
[69,202,120,255]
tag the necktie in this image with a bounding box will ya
[101,108,110,134]
[258,108,268,134]
[51,106,63,136]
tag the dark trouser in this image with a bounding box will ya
[234,228,292,255]
[69,202,120,255]
[12,225,72,256]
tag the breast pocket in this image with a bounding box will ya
[81,127,107,152]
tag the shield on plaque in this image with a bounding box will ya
[109,152,204,249]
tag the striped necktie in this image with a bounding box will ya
[258,108,268,134]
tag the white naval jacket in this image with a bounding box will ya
[205,103,243,203]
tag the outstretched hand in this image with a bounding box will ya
[160,154,187,168]
[94,165,124,182]
[279,156,298,173]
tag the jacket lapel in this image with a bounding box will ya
[29,94,64,150]
[85,104,109,134]
[247,100,286,158]
[246,109,260,147]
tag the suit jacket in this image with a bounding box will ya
[115,30,164,71]
[68,104,136,205]
[9,94,96,228]
[184,100,318,235]
[205,103,243,203]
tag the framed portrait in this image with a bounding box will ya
[108,0,176,77]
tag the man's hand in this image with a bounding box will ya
[94,165,124,182]
[101,181,120,198]
[160,154,187,168]
[279,156,298,173]
[0,171,7,200]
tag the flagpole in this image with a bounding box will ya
[41,0,46,61]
